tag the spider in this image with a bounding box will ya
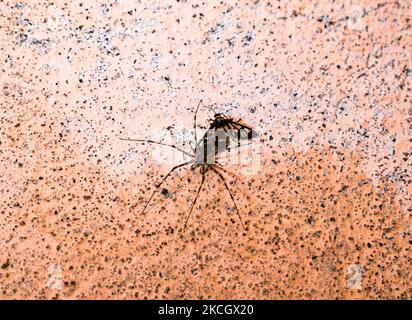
[120,100,258,231]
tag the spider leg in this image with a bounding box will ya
[120,138,194,158]
[193,99,203,150]
[188,141,196,154]
[214,162,240,179]
[213,165,251,204]
[183,167,207,231]
[210,167,246,230]
[140,161,192,215]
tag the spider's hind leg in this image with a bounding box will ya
[120,138,194,158]
[183,166,207,231]
[193,99,203,149]
[210,167,246,230]
[140,161,192,216]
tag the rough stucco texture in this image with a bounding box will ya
[1,0,411,299]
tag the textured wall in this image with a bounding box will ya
[0,0,411,299]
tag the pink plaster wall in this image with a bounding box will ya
[0,0,411,299]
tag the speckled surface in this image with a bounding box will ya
[1,0,411,299]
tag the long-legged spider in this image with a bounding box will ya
[120,100,258,231]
